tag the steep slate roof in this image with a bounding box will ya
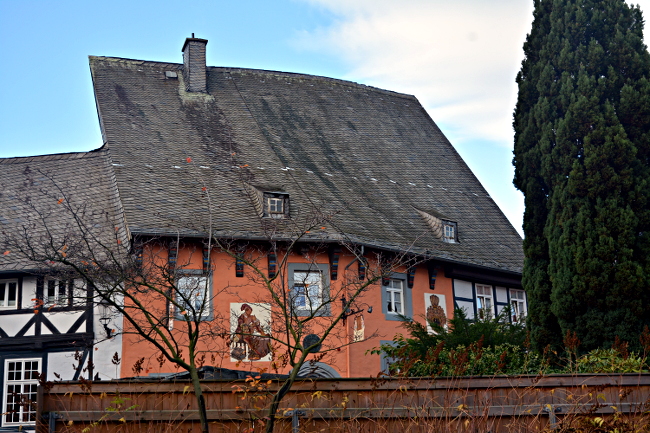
[0,149,128,272]
[89,56,523,274]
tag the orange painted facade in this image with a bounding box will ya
[119,241,455,379]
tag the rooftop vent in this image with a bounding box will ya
[182,34,208,93]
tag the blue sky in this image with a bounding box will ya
[4,0,647,235]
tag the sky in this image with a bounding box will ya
[2,0,650,237]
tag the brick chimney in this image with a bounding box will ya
[182,35,208,93]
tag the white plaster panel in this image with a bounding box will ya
[456,301,475,319]
[496,304,507,317]
[21,277,37,309]
[93,309,124,380]
[0,313,34,336]
[47,351,79,380]
[453,280,473,299]
[495,286,508,303]
[43,311,84,335]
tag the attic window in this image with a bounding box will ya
[442,221,457,243]
[263,193,289,219]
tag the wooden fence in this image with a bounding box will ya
[37,374,650,432]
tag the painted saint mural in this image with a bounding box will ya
[353,314,365,342]
[424,293,447,334]
[230,303,272,362]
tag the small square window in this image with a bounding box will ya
[267,197,284,214]
[263,193,289,219]
[442,221,457,243]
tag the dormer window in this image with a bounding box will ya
[263,193,289,219]
[442,221,457,243]
[268,197,283,214]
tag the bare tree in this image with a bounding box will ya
[1,165,413,433]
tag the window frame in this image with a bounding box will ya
[381,273,412,321]
[263,192,289,219]
[288,263,330,317]
[385,279,404,315]
[45,278,71,307]
[475,284,494,319]
[509,289,527,323]
[442,221,457,243]
[175,270,212,321]
[2,358,40,427]
[0,279,18,310]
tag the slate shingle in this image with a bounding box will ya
[0,149,128,272]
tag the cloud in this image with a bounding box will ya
[294,0,534,146]
[292,0,650,235]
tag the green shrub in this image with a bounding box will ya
[571,348,648,374]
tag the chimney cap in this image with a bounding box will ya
[182,36,208,53]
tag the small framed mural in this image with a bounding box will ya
[424,293,447,334]
[230,303,272,362]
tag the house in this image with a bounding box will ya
[0,36,524,429]
[0,151,125,430]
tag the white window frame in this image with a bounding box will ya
[442,221,457,243]
[386,279,404,315]
[0,280,18,309]
[475,284,494,319]
[264,193,289,219]
[510,289,527,323]
[45,279,69,307]
[2,358,40,427]
[176,272,211,320]
[267,197,284,214]
[291,270,324,313]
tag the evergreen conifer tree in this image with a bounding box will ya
[514,0,650,352]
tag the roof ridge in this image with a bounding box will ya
[0,147,105,165]
[88,56,418,101]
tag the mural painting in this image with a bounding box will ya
[424,293,447,334]
[353,315,365,342]
[229,303,272,362]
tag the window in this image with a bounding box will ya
[176,271,211,320]
[3,359,40,426]
[510,289,527,323]
[45,279,69,306]
[289,263,329,316]
[263,192,289,219]
[385,279,404,315]
[381,273,411,321]
[476,284,494,319]
[292,271,324,313]
[442,221,457,243]
[0,280,17,309]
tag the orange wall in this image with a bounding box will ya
[119,242,455,378]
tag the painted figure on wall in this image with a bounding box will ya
[425,293,447,333]
[353,314,365,342]
[230,303,272,361]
